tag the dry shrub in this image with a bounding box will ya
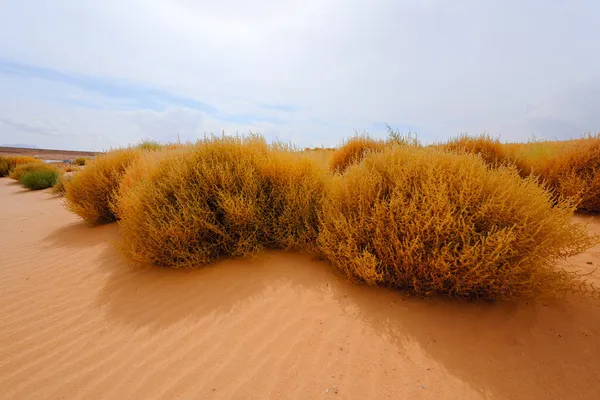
[20,169,60,190]
[317,145,595,300]
[0,155,41,177]
[114,136,326,267]
[444,134,514,168]
[65,149,141,224]
[329,136,386,173]
[9,162,58,181]
[537,137,600,212]
[50,174,72,196]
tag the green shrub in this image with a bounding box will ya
[317,145,595,300]
[113,136,326,267]
[136,140,162,151]
[9,162,58,180]
[20,169,60,190]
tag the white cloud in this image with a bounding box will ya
[0,0,599,149]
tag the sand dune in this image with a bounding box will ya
[1,178,599,399]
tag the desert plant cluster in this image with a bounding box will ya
[3,134,597,299]
[38,133,597,300]
[1,156,85,192]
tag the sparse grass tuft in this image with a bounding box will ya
[113,136,326,267]
[329,136,386,173]
[317,145,596,300]
[65,148,141,224]
[0,155,42,177]
[20,169,60,190]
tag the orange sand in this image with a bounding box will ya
[0,178,599,399]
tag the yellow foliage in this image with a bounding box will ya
[317,145,595,300]
[50,174,72,196]
[329,136,386,173]
[65,149,141,224]
[113,136,326,267]
[0,155,42,177]
[444,134,514,168]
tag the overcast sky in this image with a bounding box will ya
[0,0,599,151]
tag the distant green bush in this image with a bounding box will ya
[136,140,162,151]
[74,157,89,166]
[20,169,60,190]
[9,162,58,180]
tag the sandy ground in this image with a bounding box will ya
[0,178,599,400]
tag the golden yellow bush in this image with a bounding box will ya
[65,149,141,224]
[50,174,72,196]
[9,162,58,180]
[114,136,326,267]
[329,136,386,173]
[537,138,600,212]
[444,134,514,168]
[0,155,42,177]
[317,145,595,300]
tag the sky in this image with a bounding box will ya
[0,0,599,151]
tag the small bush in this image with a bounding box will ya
[74,157,89,166]
[65,148,141,224]
[20,169,60,190]
[317,145,595,300]
[444,134,514,168]
[114,136,326,267]
[329,136,386,173]
[9,163,58,181]
[0,155,41,177]
[50,174,72,196]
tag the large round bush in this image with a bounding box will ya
[113,136,326,267]
[317,145,594,300]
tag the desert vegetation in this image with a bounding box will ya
[6,162,61,191]
[0,155,42,177]
[20,169,60,190]
[318,146,593,299]
[443,134,515,168]
[446,134,600,213]
[50,174,72,196]
[113,136,326,267]
[64,148,142,224]
[329,136,386,173]
[54,133,600,300]
[74,157,89,166]
[9,162,58,181]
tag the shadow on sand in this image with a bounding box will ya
[46,220,600,400]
